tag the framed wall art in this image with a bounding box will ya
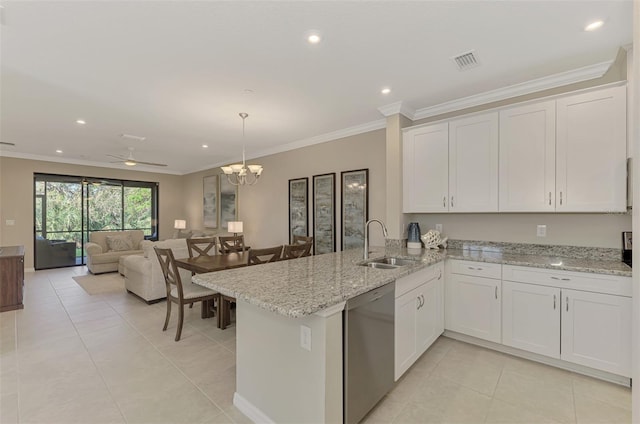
[203,175,218,228]
[219,176,238,229]
[313,173,335,255]
[289,177,308,244]
[341,169,369,250]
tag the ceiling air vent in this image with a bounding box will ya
[452,50,480,71]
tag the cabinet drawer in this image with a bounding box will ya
[395,263,443,298]
[448,259,501,279]
[502,265,631,297]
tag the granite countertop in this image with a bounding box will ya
[193,245,630,319]
[193,247,444,318]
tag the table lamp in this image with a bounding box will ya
[174,219,186,238]
[228,221,243,237]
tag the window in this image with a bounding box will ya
[34,174,159,270]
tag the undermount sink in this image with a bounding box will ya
[360,257,417,269]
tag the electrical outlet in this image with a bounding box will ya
[537,225,547,237]
[5,220,14,226]
[300,325,312,351]
[435,224,443,233]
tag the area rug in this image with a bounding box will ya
[72,273,126,295]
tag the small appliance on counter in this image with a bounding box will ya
[622,231,632,267]
[407,222,422,249]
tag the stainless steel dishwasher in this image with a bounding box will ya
[343,282,395,424]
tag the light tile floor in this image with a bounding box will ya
[0,267,632,424]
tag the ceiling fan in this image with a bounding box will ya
[107,147,167,167]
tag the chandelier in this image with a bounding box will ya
[221,113,263,186]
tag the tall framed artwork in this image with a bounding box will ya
[203,175,218,228]
[289,177,308,243]
[341,169,369,250]
[313,173,335,254]
[219,176,238,229]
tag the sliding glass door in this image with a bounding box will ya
[34,174,158,270]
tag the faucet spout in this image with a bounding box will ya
[364,219,388,260]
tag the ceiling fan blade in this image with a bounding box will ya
[106,154,127,160]
[134,160,168,167]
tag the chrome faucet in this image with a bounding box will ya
[364,219,388,260]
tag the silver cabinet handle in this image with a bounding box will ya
[566,296,569,312]
[548,192,551,206]
[421,295,425,308]
[451,196,454,208]
[560,192,563,206]
[495,286,498,300]
[553,294,556,310]
[416,297,421,310]
[550,276,571,281]
[438,269,442,279]
[443,196,446,208]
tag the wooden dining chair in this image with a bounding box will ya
[282,243,312,260]
[219,235,247,254]
[292,235,314,255]
[186,236,217,258]
[154,247,219,341]
[248,245,284,265]
[292,235,313,245]
[219,245,284,330]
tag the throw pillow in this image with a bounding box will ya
[140,240,155,258]
[106,235,134,252]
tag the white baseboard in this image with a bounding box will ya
[233,392,275,424]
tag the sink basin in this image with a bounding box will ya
[363,262,400,269]
[360,257,417,269]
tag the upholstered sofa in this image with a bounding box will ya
[35,236,77,268]
[122,238,193,303]
[85,230,145,274]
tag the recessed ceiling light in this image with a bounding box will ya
[381,87,391,95]
[307,33,321,44]
[76,119,86,125]
[55,149,63,154]
[584,20,604,31]
[202,144,209,148]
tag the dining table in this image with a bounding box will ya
[174,251,249,325]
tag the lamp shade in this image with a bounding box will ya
[228,221,243,233]
[174,219,187,230]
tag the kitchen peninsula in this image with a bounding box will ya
[193,242,631,423]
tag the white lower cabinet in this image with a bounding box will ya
[394,263,444,380]
[445,260,502,343]
[561,289,632,377]
[502,281,560,358]
[501,265,632,378]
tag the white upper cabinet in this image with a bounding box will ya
[403,123,449,212]
[449,112,499,212]
[556,85,627,212]
[402,84,627,213]
[499,101,556,212]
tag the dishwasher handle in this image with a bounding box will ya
[345,282,395,311]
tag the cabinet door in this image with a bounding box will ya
[449,112,499,212]
[499,101,556,212]
[445,272,501,343]
[416,272,443,357]
[556,85,627,212]
[403,123,449,212]
[395,285,421,380]
[502,281,560,358]
[561,289,631,377]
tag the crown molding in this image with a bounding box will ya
[413,60,614,120]
[0,151,183,175]
[377,101,416,119]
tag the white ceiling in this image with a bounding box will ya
[0,1,633,175]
